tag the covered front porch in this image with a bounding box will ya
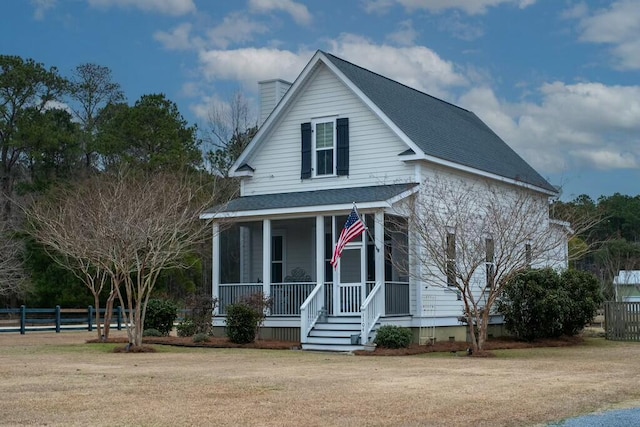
[204,184,418,349]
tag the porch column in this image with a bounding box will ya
[211,221,220,315]
[315,215,325,286]
[374,211,384,286]
[262,219,271,297]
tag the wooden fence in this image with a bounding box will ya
[605,301,640,341]
[0,306,125,334]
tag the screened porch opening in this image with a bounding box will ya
[215,213,410,317]
[217,218,318,315]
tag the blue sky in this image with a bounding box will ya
[2,0,639,200]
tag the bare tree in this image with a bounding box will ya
[26,169,233,347]
[25,182,115,339]
[204,91,258,177]
[0,218,29,299]
[393,174,598,352]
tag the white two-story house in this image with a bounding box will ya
[201,50,565,351]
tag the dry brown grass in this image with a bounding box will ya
[1,331,639,426]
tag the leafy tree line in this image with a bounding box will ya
[0,55,253,311]
[552,193,640,299]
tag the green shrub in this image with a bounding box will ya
[374,325,413,349]
[143,328,163,337]
[144,299,178,336]
[499,268,602,341]
[176,319,197,337]
[560,269,603,336]
[498,268,566,341]
[193,333,210,343]
[226,303,260,344]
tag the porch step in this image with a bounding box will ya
[301,343,365,352]
[301,315,379,352]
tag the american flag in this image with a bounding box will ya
[330,207,366,269]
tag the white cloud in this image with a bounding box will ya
[195,39,467,122]
[328,34,467,99]
[153,23,197,51]
[386,20,419,46]
[459,82,640,173]
[31,0,56,20]
[362,0,395,14]
[190,93,259,126]
[573,150,638,170]
[572,0,640,70]
[248,0,312,25]
[437,11,484,40]
[197,47,311,90]
[207,13,270,49]
[87,0,195,16]
[363,0,536,15]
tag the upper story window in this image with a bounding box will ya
[313,119,336,176]
[301,118,349,179]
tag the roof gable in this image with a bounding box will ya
[232,50,556,194]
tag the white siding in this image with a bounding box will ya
[244,64,415,196]
[409,164,558,320]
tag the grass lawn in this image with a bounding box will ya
[1,331,639,426]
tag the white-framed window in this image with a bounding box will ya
[312,117,336,177]
[485,237,495,288]
[446,232,456,287]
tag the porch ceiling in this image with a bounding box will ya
[201,183,418,219]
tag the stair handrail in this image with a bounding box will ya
[360,281,383,344]
[300,282,325,344]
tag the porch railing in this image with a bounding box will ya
[271,282,316,316]
[217,280,409,317]
[385,281,410,315]
[300,282,325,344]
[361,281,383,344]
[218,284,263,315]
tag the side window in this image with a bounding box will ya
[446,232,456,287]
[485,238,495,288]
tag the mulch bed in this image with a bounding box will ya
[87,336,296,352]
[354,335,584,356]
[88,335,584,356]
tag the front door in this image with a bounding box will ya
[335,245,365,315]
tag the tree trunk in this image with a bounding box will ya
[103,291,116,340]
[93,294,102,340]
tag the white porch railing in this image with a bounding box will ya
[271,282,316,316]
[218,284,263,315]
[299,282,325,344]
[360,281,383,345]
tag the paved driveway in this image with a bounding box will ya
[549,408,640,426]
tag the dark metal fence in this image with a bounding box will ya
[605,301,640,341]
[0,306,125,334]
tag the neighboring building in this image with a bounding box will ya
[613,271,640,302]
[201,50,566,351]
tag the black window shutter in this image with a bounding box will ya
[301,122,312,179]
[336,117,349,176]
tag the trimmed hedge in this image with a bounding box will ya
[374,325,413,349]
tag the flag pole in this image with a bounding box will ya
[353,202,380,253]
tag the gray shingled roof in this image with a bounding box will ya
[323,52,556,193]
[206,183,417,214]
